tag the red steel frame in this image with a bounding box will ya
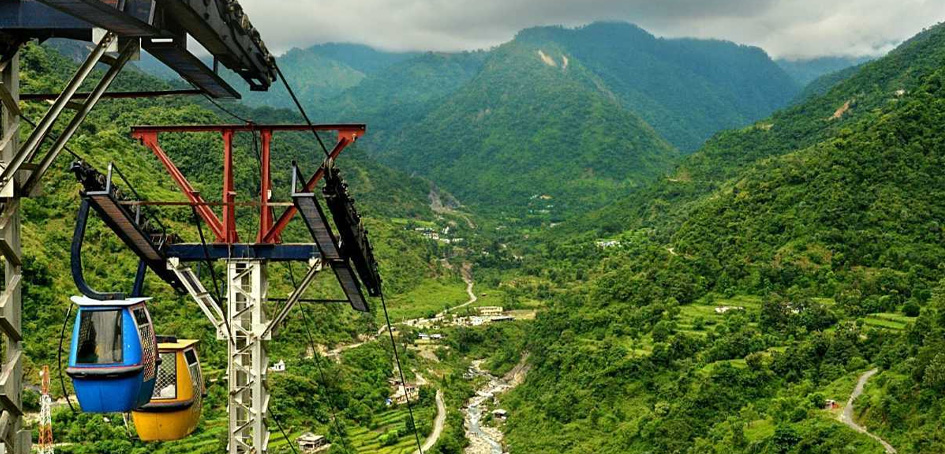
[131,124,366,244]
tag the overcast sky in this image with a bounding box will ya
[236,0,945,60]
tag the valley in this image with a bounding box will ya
[9,10,945,454]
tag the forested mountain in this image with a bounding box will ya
[228,43,421,110]
[25,14,940,454]
[160,22,800,215]
[376,39,679,213]
[500,21,945,454]
[515,23,800,151]
[776,56,874,86]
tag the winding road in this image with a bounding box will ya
[441,264,478,316]
[841,369,896,454]
[415,390,446,454]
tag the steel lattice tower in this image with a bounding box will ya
[37,366,53,454]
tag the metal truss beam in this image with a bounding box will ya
[167,258,228,341]
[0,49,30,454]
[264,258,321,338]
[0,31,137,198]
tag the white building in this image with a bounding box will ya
[297,433,330,453]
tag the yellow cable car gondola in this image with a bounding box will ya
[132,337,204,441]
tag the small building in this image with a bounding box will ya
[478,306,504,317]
[297,433,330,453]
[595,240,621,248]
[825,400,840,410]
[492,409,508,420]
[491,316,515,323]
[715,306,744,314]
[389,380,419,405]
[270,360,286,372]
[417,333,444,343]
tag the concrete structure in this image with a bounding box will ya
[297,433,330,453]
[715,306,744,314]
[389,380,419,405]
[478,306,504,317]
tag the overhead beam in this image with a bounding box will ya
[142,38,241,99]
[165,244,320,262]
[155,0,274,90]
[21,89,204,101]
[131,124,367,134]
[33,0,160,37]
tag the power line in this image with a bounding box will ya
[190,206,224,303]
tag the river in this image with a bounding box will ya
[463,360,519,454]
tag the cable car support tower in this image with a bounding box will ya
[0,2,380,453]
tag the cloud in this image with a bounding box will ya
[236,0,945,59]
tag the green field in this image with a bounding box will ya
[384,279,471,321]
[860,313,916,331]
[348,407,434,454]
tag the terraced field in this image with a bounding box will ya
[860,313,916,331]
[348,407,435,454]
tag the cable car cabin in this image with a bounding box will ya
[132,338,204,441]
[66,296,158,413]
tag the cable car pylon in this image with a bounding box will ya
[0,2,376,452]
[68,123,376,454]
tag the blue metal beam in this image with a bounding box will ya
[165,244,321,262]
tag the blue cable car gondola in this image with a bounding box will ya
[66,296,158,413]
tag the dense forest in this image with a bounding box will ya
[497,20,945,454]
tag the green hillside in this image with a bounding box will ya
[518,23,800,151]
[376,39,679,215]
[129,22,804,218]
[499,21,945,454]
[230,43,420,110]
[776,56,874,86]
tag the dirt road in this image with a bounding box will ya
[416,390,446,453]
[439,264,477,317]
[841,369,896,453]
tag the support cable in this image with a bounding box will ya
[190,206,225,304]
[271,411,300,454]
[272,62,331,159]
[285,263,353,454]
[379,291,425,454]
[198,90,254,125]
[57,303,76,413]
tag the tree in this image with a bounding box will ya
[923,353,945,392]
